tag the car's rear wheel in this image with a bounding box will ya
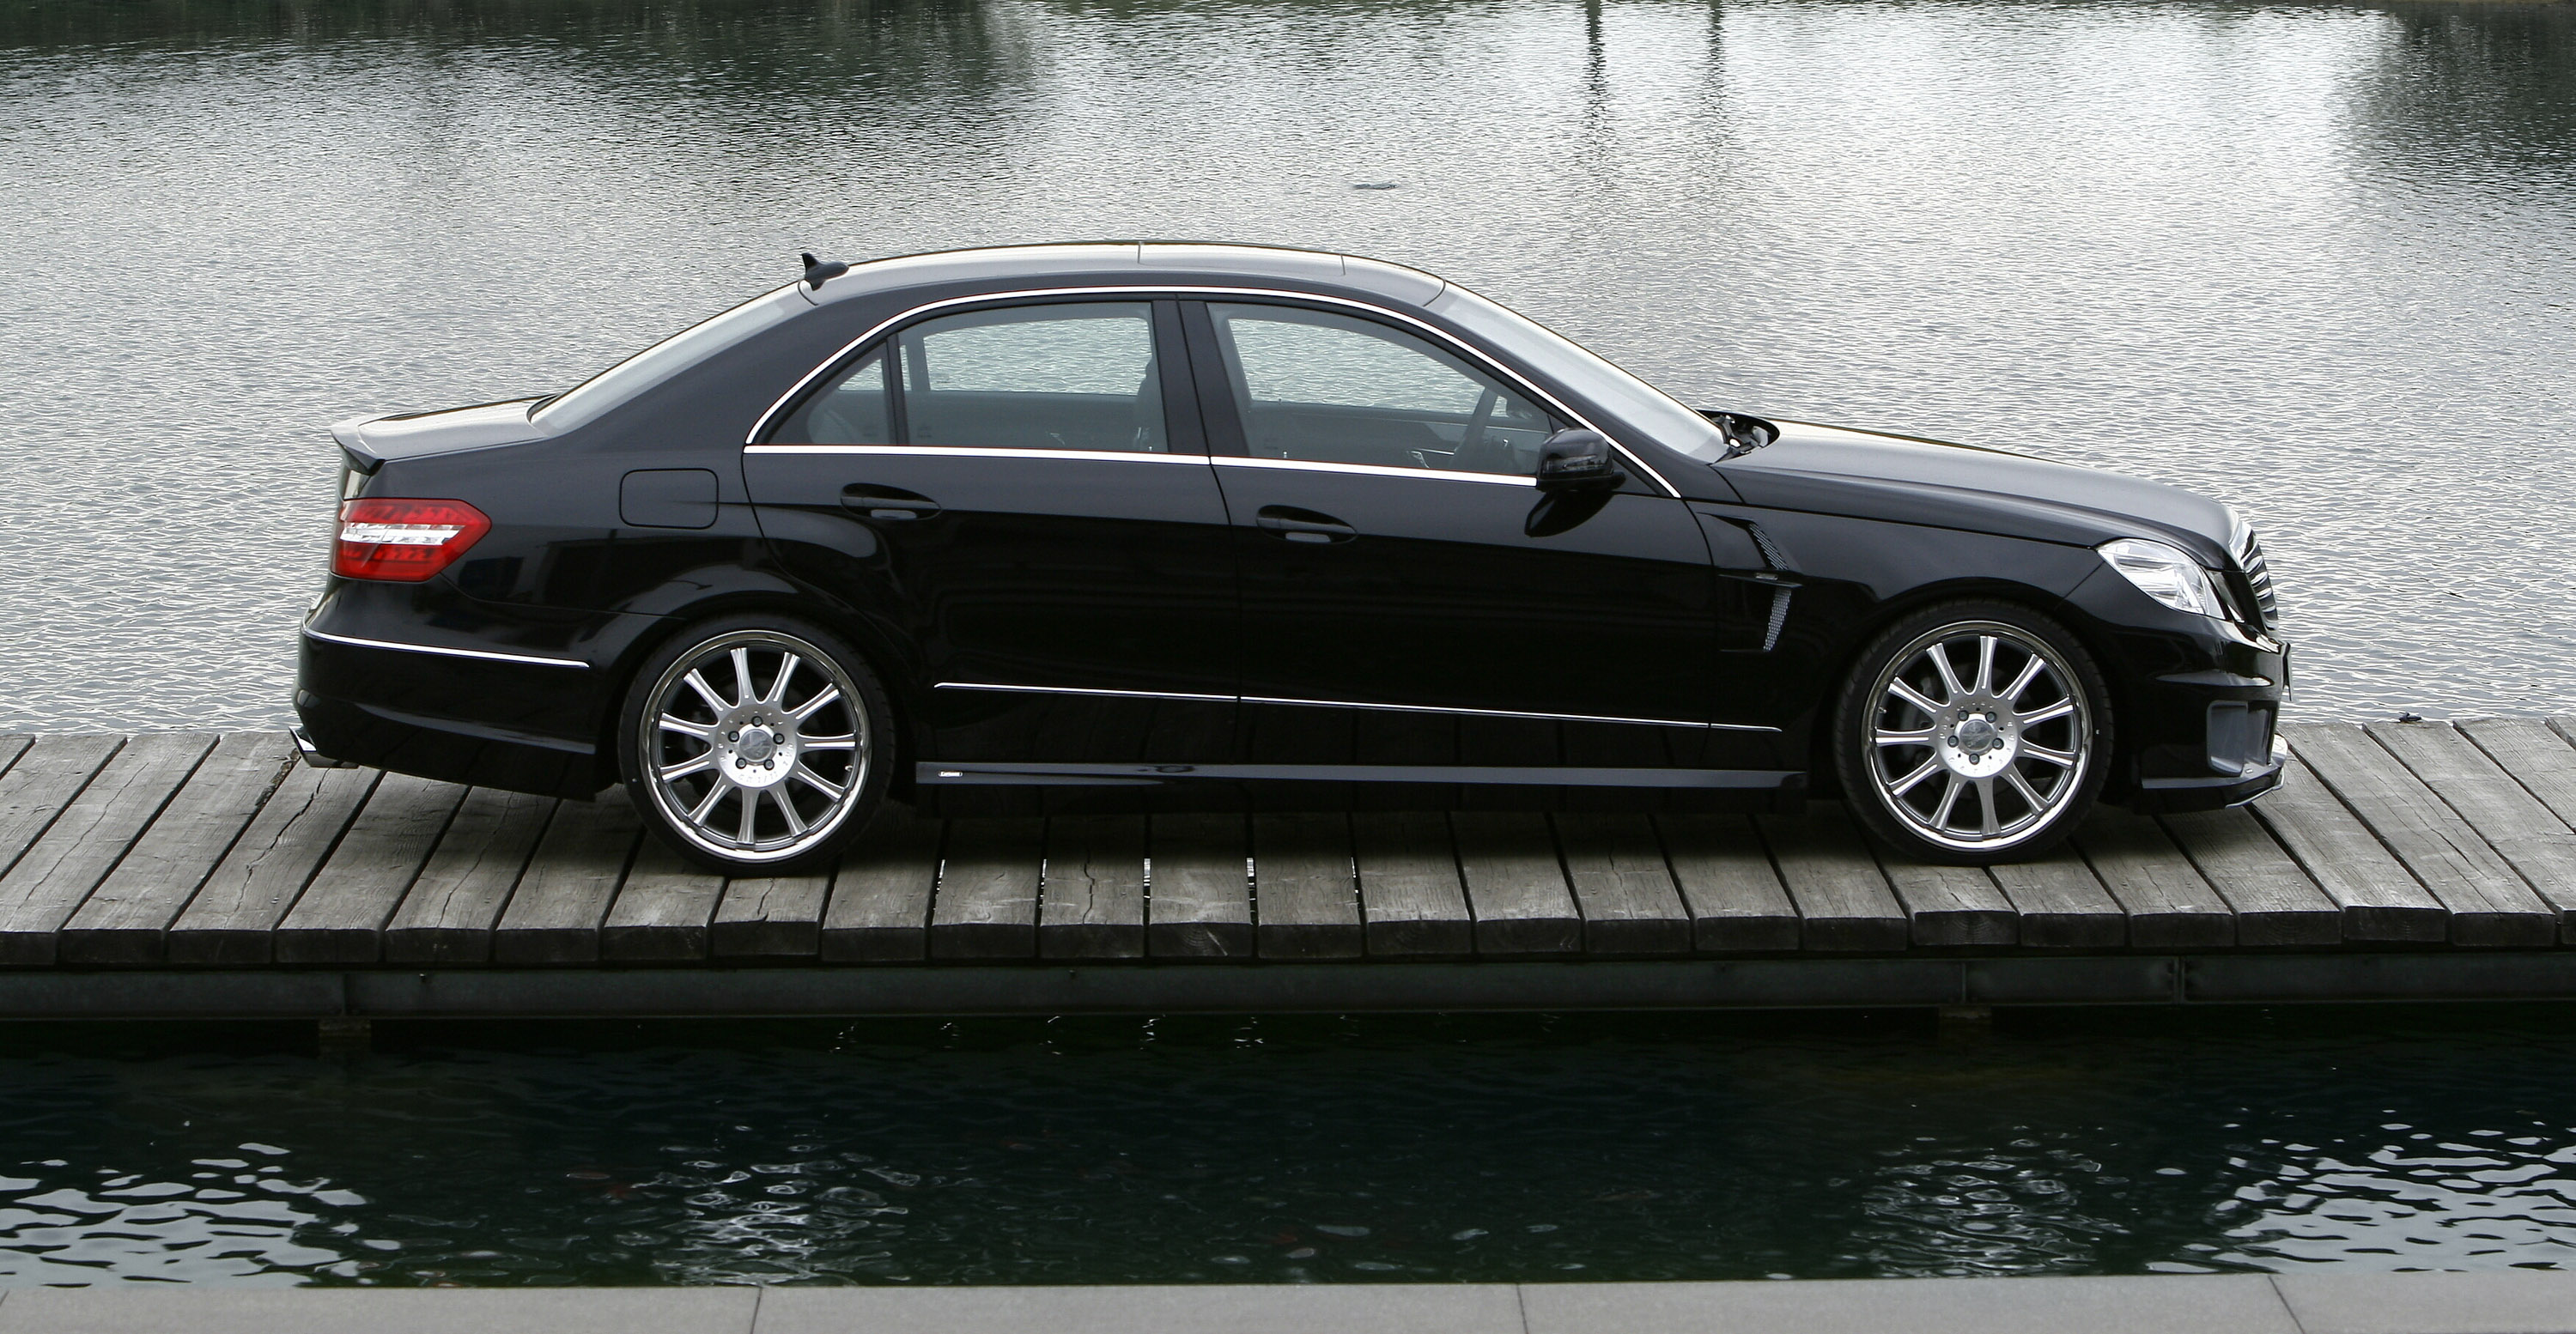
[618,615,891,875]
[1835,600,2111,865]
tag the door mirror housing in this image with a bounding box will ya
[1534,428,1626,493]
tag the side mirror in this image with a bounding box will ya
[1534,428,1626,493]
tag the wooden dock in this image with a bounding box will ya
[7,720,2576,1019]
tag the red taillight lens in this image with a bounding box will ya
[332,498,491,582]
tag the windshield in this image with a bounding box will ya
[1425,284,1728,464]
[532,283,808,432]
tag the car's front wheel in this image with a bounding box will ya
[1834,600,2111,864]
[618,615,891,875]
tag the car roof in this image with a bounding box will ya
[804,241,1449,309]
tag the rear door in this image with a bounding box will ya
[744,298,1238,771]
[1183,299,1776,797]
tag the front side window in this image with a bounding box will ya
[1207,303,1560,476]
[771,301,1169,452]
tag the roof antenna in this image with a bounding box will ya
[800,252,849,289]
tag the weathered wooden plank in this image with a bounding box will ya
[930,817,1042,959]
[1656,814,1800,952]
[1146,813,1253,959]
[60,732,296,964]
[1754,804,1906,952]
[490,797,640,964]
[2250,755,2446,942]
[1451,812,1581,955]
[276,773,467,964]
[1988,846,2126,949]
[2157,807,2341,946]
[819,808,941,962]
[1877,858,2017,948]
[0,735,124,882]
[383,788,557,964]
[166,764,379,965]
[1555,813,1692,954]
[2375,721,2576,937]
[602,839,725,961]
[2463,718,2576,831]
[0,737,31,779]
[1040,815,1145,960]
[713,869,829,957]
[2288,723,2550,946]
[1250,812,1362,960]
[1352,810,1473,957]
[0,734,216,965]
[2075,808,2235,949]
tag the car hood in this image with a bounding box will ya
[331,398,549,473]
[1714,420,2237,562]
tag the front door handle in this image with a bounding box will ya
[1255,505,1356,544]
[841,484,941,521]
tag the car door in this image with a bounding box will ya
[744,298,1237,770]
[1182,298,1776,796]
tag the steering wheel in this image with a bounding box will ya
[1451,387,1505,472]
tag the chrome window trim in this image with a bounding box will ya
[744,284,1679,498]
[301,627,590,670]
[1212,456,1534,488]
[935,680,1777,733]
[744,444,1208,466]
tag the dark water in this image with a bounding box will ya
[9,1008,2576,1286]
[3,0,2574,730]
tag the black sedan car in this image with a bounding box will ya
[296,242,2287,873]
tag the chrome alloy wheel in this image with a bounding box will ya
[1863,621,2093,853]
[639,629,869,864]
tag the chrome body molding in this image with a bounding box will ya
[916,761,1801,789]
[741,283,1679,498]
[933,682,1234,705]
[301,627,591,670]
[1212,456,1535,488]
[933,681,1777,732]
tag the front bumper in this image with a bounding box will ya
[2063,568,2290,815]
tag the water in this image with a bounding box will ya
[11,1008,2576,1286]
[4,0,2576,1291]
[3,0,2573,731]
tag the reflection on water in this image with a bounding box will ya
[11,1009,2576,1285]
[0,0,2572,730]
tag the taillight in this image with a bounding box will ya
[332,498,490,581]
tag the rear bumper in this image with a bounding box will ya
[293,585,669,798]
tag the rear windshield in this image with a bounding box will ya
[532,283,808,432]
[1425,284,1728,464]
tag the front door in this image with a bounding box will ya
[1184,300,1772,796]
[744,298,1237,770]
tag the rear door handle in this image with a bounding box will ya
[841,484,941,520]
[1255,505,1356,544]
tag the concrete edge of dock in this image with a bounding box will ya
[1,1270,2570,1333]
[12,953,2576,1021]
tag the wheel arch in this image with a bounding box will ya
[589,589,928,801]
[1800,575,2134,800]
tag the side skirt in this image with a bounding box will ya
[914,761,1801,789]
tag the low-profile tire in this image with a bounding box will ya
[1833,599,2111,865]
[617,614,893,876]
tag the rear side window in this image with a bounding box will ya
[769,301,1168,453]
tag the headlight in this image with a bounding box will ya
[2098,537,2225,618]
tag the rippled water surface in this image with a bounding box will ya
[2,0,2573,728]
[12,1009,2576,1285]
